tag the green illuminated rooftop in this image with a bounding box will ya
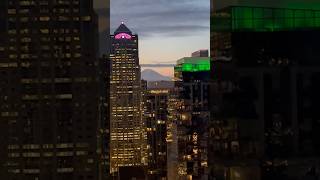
[175,57,211,72]
[212,6,320,32]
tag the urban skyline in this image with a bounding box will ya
[1,0,320,179]
[110,0,210,77]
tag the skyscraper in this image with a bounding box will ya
[0,0,107,179]
[144,85,172,179]
[170,52,211,179]
[210,6,320,180]
[110,23,147,175]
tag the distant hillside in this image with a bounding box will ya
[141,69,172,82]
[147,81,174,89]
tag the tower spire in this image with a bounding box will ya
[114,22,132,34]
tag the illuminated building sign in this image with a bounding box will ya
[149,90,169,94]
[115,33,132,40]
[175,57,211,72]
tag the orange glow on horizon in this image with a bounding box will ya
[141,67,174,78]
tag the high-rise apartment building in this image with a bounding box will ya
[110,23,147,175]
[166,85,180,180]
[144,85,172,179]
[0,0,108,179]
[170,53,211,180]
[210,6,320,180]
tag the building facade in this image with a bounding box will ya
[192,50,209,58]
[210,6,320,180]
[144,85,171,179]
[99,54,111,180]
[0,0,107,179]
[171,54,211,180]
[166,86,180,180]
[110,23,147,175]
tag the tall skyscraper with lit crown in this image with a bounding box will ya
[110,23,147,175]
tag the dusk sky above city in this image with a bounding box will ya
[107,0,210,77]
[92,0,320,77]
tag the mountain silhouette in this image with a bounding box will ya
[141,69,172,81]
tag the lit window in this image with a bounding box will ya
[40,29,49,34]
[81,16,91,21]
[40,16,50,21]
[8,9,16,14]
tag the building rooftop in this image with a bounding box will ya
[175,57,211,72]
[212,6,320,32]
[114,22,132,34]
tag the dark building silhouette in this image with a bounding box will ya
[98,1,111,178]
[210,6,320,180]
[118,166,146,180]
[0,0,109,179]
[99,54,111,180]
[147,81,174,90]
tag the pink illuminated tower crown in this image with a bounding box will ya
[115,33,132,40]
[114,22,133,40]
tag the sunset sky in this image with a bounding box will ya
[109,0,210,77]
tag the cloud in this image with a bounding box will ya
[107,0,210,38]
[94,0,210,56]
[126,25,209,39]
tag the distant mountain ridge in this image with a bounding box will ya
[141,69,172,82]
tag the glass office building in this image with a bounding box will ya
[110,23,148,175]
[210,6,320,180]
[0,0,107,179]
